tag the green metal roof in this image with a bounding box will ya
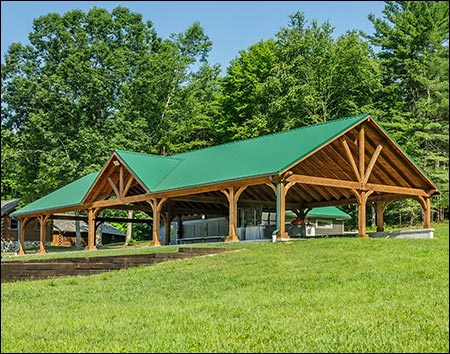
[153,113,369,191]
[12,114,369,217]
[11,172,99,217]
[115,150,182,191]
[286,206,352,220]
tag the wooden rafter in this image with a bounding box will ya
[83,153,148,204]
[340,137,361,181]
[359,125,365,181]
[108,177,121,198]
[123,175,135,197]
[364,144,383,184]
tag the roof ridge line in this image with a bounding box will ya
[172,113,370,157]
[114,149,184,161]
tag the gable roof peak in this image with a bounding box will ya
[113,149,183,162]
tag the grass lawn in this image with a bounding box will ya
[1,222,448,353]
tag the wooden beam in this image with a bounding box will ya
[265,182,277,195]
[306,193,411,209]
[103,204,153,212]
[311,197,343,210]
[287,174,360,190]
[50,214,152,223]
[286,174,428,197]
[83,154,117,203]
[108,177,121,199]
[122,175,135,197]
[163,212,172,245]
[359,125,365,181]
[376,201,384,232]
[87,176,272,210]
[119,165,124,197]
[365,183,428,197]
[341,137,361,182]
[352,189,373,238]
[364,144,383,184]
[172,195,227,205]
[221,187,239,242]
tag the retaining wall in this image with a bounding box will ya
[1,247,233,283]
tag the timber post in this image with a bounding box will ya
[352,189,374,238]
[37,215,51,254]
[221,185,247,242]
[271,176,295,240]
[423,197,431,229]
[375,200,394,232]
[416,196,432,229]
[17,217,31,255]
[375,201,384,232]
[276,182,287,239]
[86,208,101,251]
[148,197,167,247]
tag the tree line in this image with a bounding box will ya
[1,1,448,225]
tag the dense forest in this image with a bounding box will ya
[1,1,448,227]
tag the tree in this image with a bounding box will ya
[216,12,382,143]
[1,7,219,203]
[215,39,278,142]
[368,1,449,220]
[121,22,220,155]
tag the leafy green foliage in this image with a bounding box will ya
[368,1,449,218]
[216,12,382,142]
[1,7,218,203]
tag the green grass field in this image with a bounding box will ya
[1,222,448,353]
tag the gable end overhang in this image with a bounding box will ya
[82,152,150,204]
[278,114,371,176]
[278,114,439,197]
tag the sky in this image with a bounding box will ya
[1,1,386,72]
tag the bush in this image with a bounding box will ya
[127,239,137,247]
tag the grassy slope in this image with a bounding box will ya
[1,222,448,353]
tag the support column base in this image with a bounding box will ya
[150,240,162,247]
[17,249,26,256]
[37,248,47,254]
[225,235,240,242]
[357,234,369,238]
[84,245,97,251]
[276,232,289,239]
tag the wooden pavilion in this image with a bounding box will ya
[11,114,440,254]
